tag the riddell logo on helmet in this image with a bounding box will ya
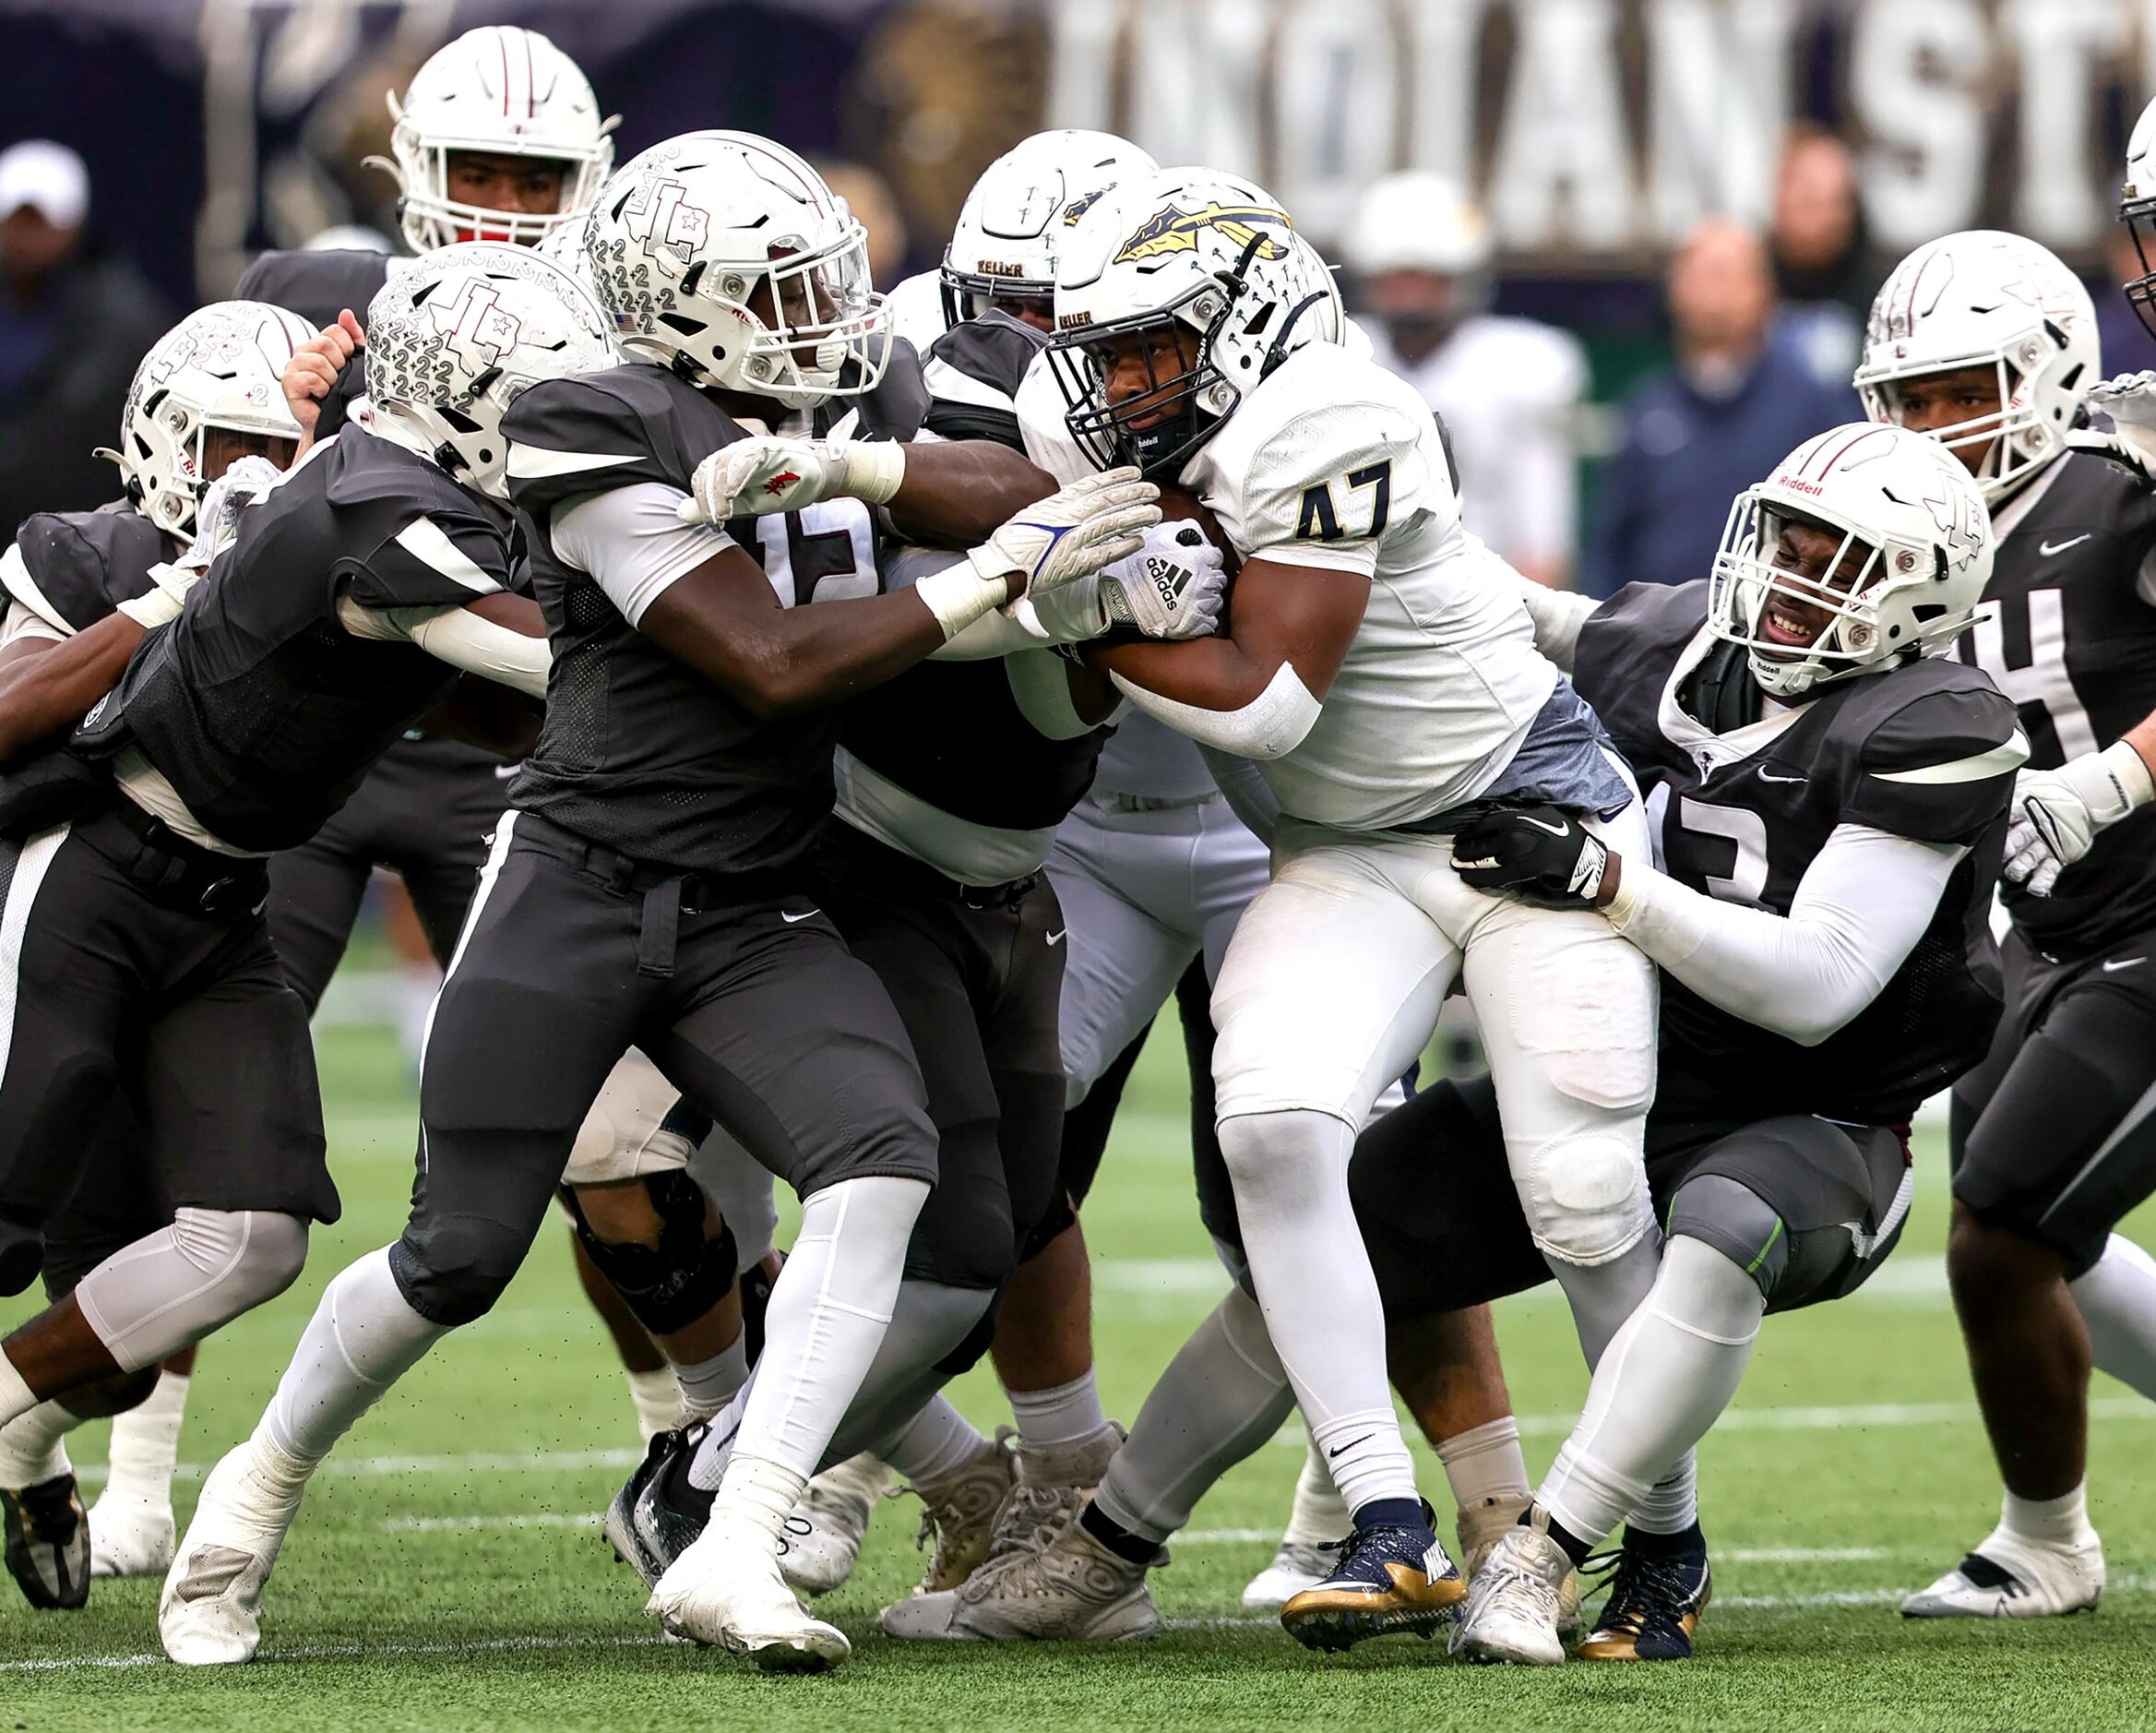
[1774,472,1826,496]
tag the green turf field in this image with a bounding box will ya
[5,1021,2153,1731]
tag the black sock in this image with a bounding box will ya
[1623,1520,1706,1559]
[1543,1513,1597,1570]
[1352,1497,1427,1535]
[1078,1500,1159,1566]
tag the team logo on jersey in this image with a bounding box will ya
[621,175,712,270]
[430,279,524,374]
[1114,202,1290,266]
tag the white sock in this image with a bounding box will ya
[626,1367,679,1441]
[1007,1370,1106,1451]
[1093,1285,1297,1547]
[1540,1237,1762,1550]
[1626,1454,1700,1536]
[102,1369,191,1504]
[717,1176,927,1480]
[709,1452,808,1552]
[1435,1416,1531,1512]
[2071,1235,2156,1402]
[0,1400,81,1488]
[262,1248,448,1465]
[1999,1481,2096,1550]
[1280,1433,1352,1548]
[881,1392,990,1484]
[1220,1110,1419,1514]
[673,1335,747,1421]
[0,1350,36,1428]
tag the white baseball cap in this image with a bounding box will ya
[0,140,89,230]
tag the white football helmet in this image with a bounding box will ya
[377,26,616,252]
[1709,423,1993,699]
[2120,96,2156,340]
[100,300,317,538]
[363,242,615,501]
[941,129,1159,328]
[1854,230,2097,505]
[1047,168,1343,478]
[1342,171,1492,280]
[584,131,887,411]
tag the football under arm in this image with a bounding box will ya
[1602,822,1967,1046]
[0,611,146,762]
[1089,556,1365,759]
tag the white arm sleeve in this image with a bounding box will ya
[1507,562,1598,673]
[1603,822,1967,1046]
[0,604,64,651]
[1108,661,1321,760]
[552,481,736,627]
[335,593,551,699]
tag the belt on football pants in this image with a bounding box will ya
[88,797,269,920]
[1086,788,1219,815]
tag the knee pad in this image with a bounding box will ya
[1666,1174,1787,1303]
[173,1209,309,1309]
[391,1214,539,1329]
[1516,1133,1652,1267]
[563,1171,740,1338]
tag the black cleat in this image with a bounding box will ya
[4,1474,90,1609]
[606,1426,713,1590]
[1577,1535,1712,1661]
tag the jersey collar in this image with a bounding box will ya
[1659,622,1809,777]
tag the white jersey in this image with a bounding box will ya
[1365,315,1586,579]
[1182,341,1559,831]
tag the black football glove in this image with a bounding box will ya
[1452,805,1611,910]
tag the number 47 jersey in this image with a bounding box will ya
[1956,447,2156,962]
[1174,341,1562,831]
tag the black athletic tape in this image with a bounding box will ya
[565,1172,740,1337]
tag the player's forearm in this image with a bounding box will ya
[883,439,1058,547]
[1603,824,1964,1046]
[1094,638,1321,760]
[0,613,143,761]
[644,585,958,719]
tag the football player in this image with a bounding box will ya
[1038,166,1663,1651]
[0,245,602,1622]
[1852,225,2156,1620]
[0,301,312,1608]
[162,133,1156,1674]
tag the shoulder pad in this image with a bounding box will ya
[10,505,167,632]
[923,314,1045,448]
[502,365,713,519]
[1841,665,2027,845]
[1571,580,1710,747]
[233,248,393,329]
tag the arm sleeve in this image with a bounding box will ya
[1506,558,1598,672]
[1604,822,1967,1046]
[0,605,65,651]
[334,596,551,698]
[551,482,738,627]
[1108,661,1322,759]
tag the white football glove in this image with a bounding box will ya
[1095,520,1229,639]
[2004,739,2156,896]
[676,412,905,522]
[2077,371,2156,482]
[118,456,284,629]
[961,469,1161,599]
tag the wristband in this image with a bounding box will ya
[839,440,906,505]
[2100,737,2156,815]
[915,566,1011,640]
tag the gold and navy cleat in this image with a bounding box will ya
[1279,1500,1465,1653]
[1577,1536,1712,1661]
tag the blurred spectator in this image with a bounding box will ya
[1769,125,1872,390]
[0,140,168,542]
[1583,218,1858,599]
[1345,172,1587,588]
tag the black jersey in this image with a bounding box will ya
[74,430,510,853]
[1577,580,2023,1129]
[234,248,394,439]
[6,502,171,632]
[503,357,925,878]
[840,312,1108,843]
[1950,448,2156,962]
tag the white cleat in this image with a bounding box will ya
[1901,1528,2104,1619]
[879,1504,1161,1642]
[88,1489,176,1579]
[648,1523,851,1673]
[1456,1496,1583,1637]
[158,1440,308,1666]
[780,1453,891,1597]
[1449,1524,1570,1666]
[1240,1540,1337,1610]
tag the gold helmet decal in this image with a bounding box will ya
[1114,201,1291,265]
